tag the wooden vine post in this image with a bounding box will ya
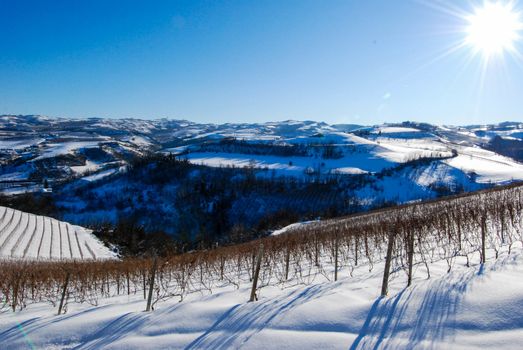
[146,255,158,312]
[334,231,339,282]
[57,272,71,315]
[249,243,264,302]
[284,246,290,281]
[481,215,487,264]
[381,232,395,297]
[407,231,414,287]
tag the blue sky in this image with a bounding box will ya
[1,0,522,125]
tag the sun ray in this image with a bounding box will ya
[414,0,523,102]
[447,48,480,90]
[475,54,491,118]
[465,1,523,59]
[511,54,523,73]
[414,0,470,20]
[393,40,469,85]
[407,1,522,83]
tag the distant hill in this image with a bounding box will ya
[1,115,523,243]
[1,115,522,189]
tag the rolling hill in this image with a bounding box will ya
[1,115,523,240]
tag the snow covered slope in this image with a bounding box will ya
[1,184,523,348]
[1,244,522,349]
[0,206,115,261]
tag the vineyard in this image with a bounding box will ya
[0,206,115,261]
[1,183,523,315]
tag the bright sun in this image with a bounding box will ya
[466,2,523,57]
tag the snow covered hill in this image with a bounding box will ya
[1,115,522,194]
[0,206,115,261]
[2,115,523,237]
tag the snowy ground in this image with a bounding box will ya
[0,137,44,150]
[1,246,523,349]
[444,145,523,183]
[31,141,105,161]
[0,206,116,261]
[184,137,523,184]
[185,151,394,177]
[271,220,320,236]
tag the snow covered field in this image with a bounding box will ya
[0,137,44,150]
[31,141,106,161]
[185,137,523,184]
[1,245,522,349]
[270,220,320,236]
[0,206,115,261]
[185,150,394,177]
[444,145,523,183]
